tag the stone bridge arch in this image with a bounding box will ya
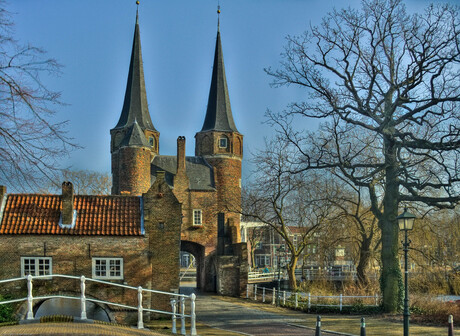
[15,291,112,322]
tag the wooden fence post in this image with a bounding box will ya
[190,293,197,336]
[180,296,186,335]
[170,298,177,334]
[80,275,87,320]
[26,275,34,320]
[137,286,144,329]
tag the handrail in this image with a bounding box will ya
[0,274,197,335]
[246,284,379,311]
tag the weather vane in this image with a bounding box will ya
[217,0,221,30]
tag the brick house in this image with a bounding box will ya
[0,7,247,318]
[0,175,181,321]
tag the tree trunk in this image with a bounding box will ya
[287,255,299,291]
[380,136,402,313]
[356,236,371,286]
[251,247,256,269]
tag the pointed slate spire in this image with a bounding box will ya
[200,30,238,133]
[114,10,156,132]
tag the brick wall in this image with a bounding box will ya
[143,172,182,311]
[0,235,151,307]
[113,147,151,196]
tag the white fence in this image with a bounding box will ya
[248,271,278,282]
[0,274,197,335]
[246,284,379,311]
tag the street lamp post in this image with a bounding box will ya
[276,245,285,307]
[397,208,416,336]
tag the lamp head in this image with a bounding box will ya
[397,208,416,231]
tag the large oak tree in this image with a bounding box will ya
[266,0,460,312]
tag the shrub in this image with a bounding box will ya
[410,296,460,326]
[0,295,15,323]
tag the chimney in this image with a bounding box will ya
[0,186,6,204]
[177,136,186,173]
[61,181,74,225]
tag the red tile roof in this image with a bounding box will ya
[0,194,142,236]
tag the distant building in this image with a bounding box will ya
[241,221,354,275]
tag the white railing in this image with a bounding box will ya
[0,274,197,335]
[246,284,379,311]
[248,271,277,282]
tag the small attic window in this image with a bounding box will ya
[219,137,227,148]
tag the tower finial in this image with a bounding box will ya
[217,1,221,31]
[136,1,140,22]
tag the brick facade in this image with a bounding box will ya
[0,177,182,322]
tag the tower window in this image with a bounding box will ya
[149,136,155,147]
[193,209,202,226]
[219,137,227,148]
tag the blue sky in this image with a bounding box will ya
[7,0,453,183]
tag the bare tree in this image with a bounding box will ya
[243,138,334,290]
[39,169,112,195]
[326,176,381,286]
[265,0,460,312]
[0,3,77,191]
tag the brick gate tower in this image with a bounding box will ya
[110,7,248,296]
[110,10,159,196]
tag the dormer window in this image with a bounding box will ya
[219,137,228,148]
[149,136,155,147]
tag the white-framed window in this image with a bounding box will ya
[92,258,123,280]
[219,137,228,148]
[21,257,52,277]
[193,209,202,226]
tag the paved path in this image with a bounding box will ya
[184,287,341,336]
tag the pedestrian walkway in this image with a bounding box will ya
[0,322,167,335]
[190,288,340,336]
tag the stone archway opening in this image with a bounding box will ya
[33,297,111,322]
[180,241,205,292]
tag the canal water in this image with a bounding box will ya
[35,298,110,321]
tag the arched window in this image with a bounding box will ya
[149,136,155,148]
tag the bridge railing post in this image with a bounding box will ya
[190,293,197,336]
[283,291,286,306]
[246,284,249,299]
[262,287,266,302]
[254,284,257,301]
[26,274,34,320]
[295,292,298,308]
[180,296,186,335]
[339,294,343,312]
[170,298,177,334]
[80,275,87,319]
[272,288,276,305]
[137,286,144,329]
[308,292,311,309]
